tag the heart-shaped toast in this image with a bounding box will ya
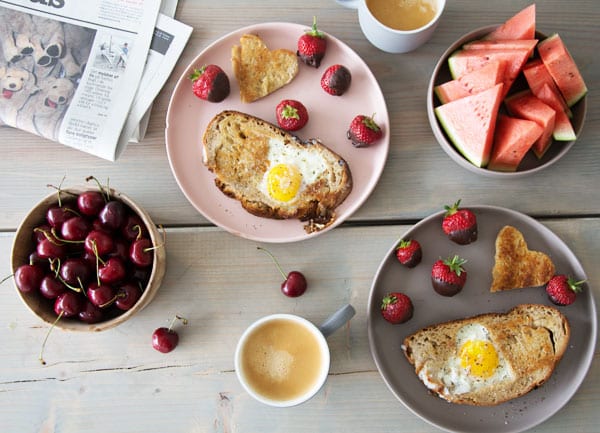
[231,34,298,103]
[490,225,555,292]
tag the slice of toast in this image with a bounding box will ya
[402,304,570,406]
[202,110,352,232]
[490,225,555,292]
[231,34,298,103]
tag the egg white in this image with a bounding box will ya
[259,138,329,203]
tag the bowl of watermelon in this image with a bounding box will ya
[427,5,587,177]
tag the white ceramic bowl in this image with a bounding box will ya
[427,25,587,178]
[11,185,166,332]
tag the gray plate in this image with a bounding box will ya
[367,205,596,433]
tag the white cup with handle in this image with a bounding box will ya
[336,0,445,53]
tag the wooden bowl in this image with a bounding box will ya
[11,185,166,331]
[427,25,587,178]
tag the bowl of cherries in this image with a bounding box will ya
[10,177,166,332]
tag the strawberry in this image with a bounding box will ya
[395,239,422,268]
[347,114,383,147]
[546,275,584,306]
[381,292,413,324]
[431,255,467,297]
[442,199,478,245]
[275,99,309,131]
[297,16,327,68]
[189,64,230,102]
[321,64,352,96]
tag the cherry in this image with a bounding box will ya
[77,191,105,217]
[36,237,67,260]
[39,275,66,299]
[59,258,92,288]
[54,291,83,317]
[129,238,154,267]
[84,229,114,257]
[98,257,126,284]
[122,214,147,241]
[152,315,188,353]
[46,205,75,229]
[131,266,151,286]
[78,300,104,323]
[99,201,127,231]
[14,264,45,293]
[109,237,130,261]
[33,224,52,243]
[257,247,308,297]
[87,282,116,308]
[60,216,91,241]
[115,283,142,310]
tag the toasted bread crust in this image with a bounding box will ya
[402,304,569,406]
[231,34,298,103]
[490,225,555,292]
[202,110,352,232]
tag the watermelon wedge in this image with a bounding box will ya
[485,4,536,41]
[535,83,577,141]
[435,83,504,168]
[488,114,543,172]
[434,60,505,104]
[523,59,572,118]
[462,39,538,58]
[537,33,588,107]
[448,48,530,97]
[505,90,556,158]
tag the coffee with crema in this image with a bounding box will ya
[239,318,324,401]
[366,0,437,31]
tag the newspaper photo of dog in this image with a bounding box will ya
[0,7,95,141]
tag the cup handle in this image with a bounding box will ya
[318,304,356,337]
[335,0,361,10]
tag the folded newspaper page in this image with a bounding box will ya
[0,0,189,161]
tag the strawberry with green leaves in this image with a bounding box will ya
[275,99,309,131]
[431,255,467,296]
[189,64,230,102]
[442,199,478,245]
[395,239,422,268]
[546,275,585,306]
[297,16,327,68]
[347,114,383,147]
[381,292,413,324]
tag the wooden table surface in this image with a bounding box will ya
[1,1,598,432]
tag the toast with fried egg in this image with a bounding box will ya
[401,304,569,406]
[231,34,298,103]
[491,225,555,292]
[202,110,352,232]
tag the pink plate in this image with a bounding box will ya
[166,22,389,243]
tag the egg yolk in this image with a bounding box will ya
[266,164,302,202]
[459,340,499,378]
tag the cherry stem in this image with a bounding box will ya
[257,246,287,280]
[46,175,68,207]
[168,315,188,332]
[39,311,64,365]
[85,175,110,203]
[143,225,166,253]
[34,227,65,246]
[0,273,14,285]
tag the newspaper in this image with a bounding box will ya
[0,0,192,161]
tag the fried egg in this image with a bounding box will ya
[259,138,329,203]
[420,323,516,396]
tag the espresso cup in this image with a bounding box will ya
[336,0,445,53]
[234,304,356,407]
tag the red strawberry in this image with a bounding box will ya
[189,64,230,102]
[347,114,383,147]
[442,199,477,245]
[395,239,422,268]
[297,16,327,68]
[321,64,352,96]
[431,255,467,297]
[275,100,309,131]
[381,292,413,324]
[546,275,584,306]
